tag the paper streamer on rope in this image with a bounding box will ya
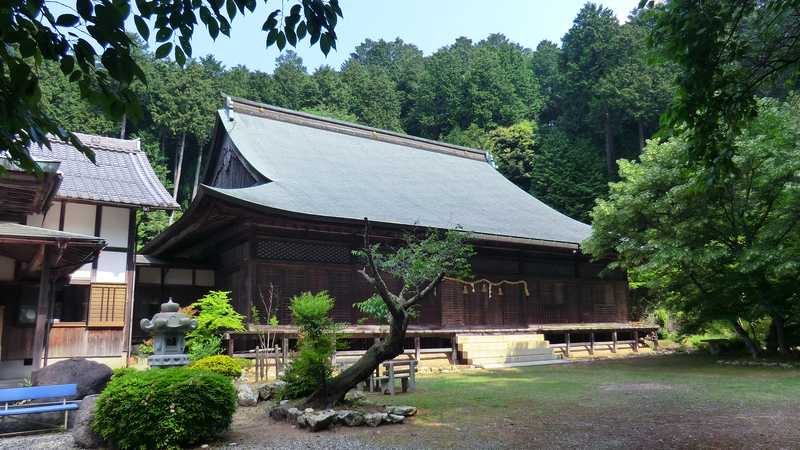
[443,277,531,298]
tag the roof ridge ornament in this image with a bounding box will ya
[224,95,235,122]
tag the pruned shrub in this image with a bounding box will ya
[192,355,242,378]
[92,367,236,449]
[280,291,339,400]
[186,291,244,360]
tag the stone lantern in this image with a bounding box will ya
[140,298,197,368]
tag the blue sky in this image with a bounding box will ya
[140,1,639,73]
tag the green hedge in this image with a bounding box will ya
[92,367,236,449]
[191,355,242,378]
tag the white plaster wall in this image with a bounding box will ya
[0,256,14,281]
[195,270,215,287]
[64,202,96,236]
[164,268,193,285]
[99,206,130,248]
[70,263,92,283]
[26,201,61,229]
[95,251,128,283]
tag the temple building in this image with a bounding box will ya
[138,97,655,364]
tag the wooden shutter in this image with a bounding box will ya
[88,283,127,327]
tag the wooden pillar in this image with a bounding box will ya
[589,332,595,355]
[653,333,659,351]
[32,248,52,371]
[633,331,639,352]
[282,336,289,363]
[564,332,570,358]
[414,336,421,361]
[451,334,458,365]
[612,331,618,353]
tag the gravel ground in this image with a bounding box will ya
[0,432,75,450]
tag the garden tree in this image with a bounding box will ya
[583,97,800,357]
[644,0,800,171]
[269,51,319,110]
[532,40,562,124]
[415,35,541,140]
[339,61,403,131]
[309,65,352,114]
[304,221,474,408]
[560,3,626,177]
[146,60,216,220]
[529,127,608,222]
[487,121,537,191]
[1,0,341,175]
[349,38,425,134]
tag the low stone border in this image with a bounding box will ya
[717,359,799,369]
[269,401,417,432]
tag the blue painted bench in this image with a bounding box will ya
[0,384,79,432]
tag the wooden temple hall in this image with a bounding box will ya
[139,97,657,365]
[0,134,176,379]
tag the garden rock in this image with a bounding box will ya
[296,414,308,428]
[364,412,386,427]
[385,414,405,424]
[32,358,112,399]
[71,395,105,449]
[236,383,259,407]
[345,390,366,403]
[255,384,272,401]
[305,410,337,432]
[337,410,365,427]
[269,404,290,421]
[286,408,302,425]
[386,405,417,417]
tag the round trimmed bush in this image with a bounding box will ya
[92,367,236,449]
[191,355,243,378]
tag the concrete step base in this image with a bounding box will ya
[467,352,559,365]
[478,359,571,369]
[462,347,555,360]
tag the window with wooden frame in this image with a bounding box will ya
[87,283,127,327]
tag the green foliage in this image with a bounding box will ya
[191,355,243,378]
[646,0,800,170]
[584,96,800,348]
[355,229,475,300]
[280,292,339,399]
[488,121,537,190]
[187,291,243,359]
[188,291,245,339]
[1,0,342,176]
[354,294,417,324]
[188,335,223,361]
[92,368,236,450]
[135,339,154,357]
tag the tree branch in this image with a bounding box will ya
[358,218,404,319]
[403,272,444,308]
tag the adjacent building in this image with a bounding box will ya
[0,134,176,379]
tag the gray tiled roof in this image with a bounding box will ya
[205,99,591,246]
[29,133,179,209]
[0,222,105,242]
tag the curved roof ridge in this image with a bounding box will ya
[224,96,490,162]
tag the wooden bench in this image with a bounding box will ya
[371,360,417,396]
[0,384,79,433]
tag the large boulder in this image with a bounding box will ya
[336,410,365,427]
[32,358,112,399]
[236,383,259,407]
[269,403,291,421]
[305,410,337,432]
[385,414,405,424]
[386,405,417,417]
[364,413,386,427]
[71,395,106,449]
[286,408,302,425]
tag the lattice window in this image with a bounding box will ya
[88,283,127,327]
[255,240,351,264]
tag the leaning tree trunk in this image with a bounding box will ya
[604,108,616,178]
[304,311,409,409]
[731,319,760,359]
[771,314,788,357]
[191,146,203,200]
[169,133,186,224]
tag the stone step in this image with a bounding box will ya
[466,352,558,365]
[461,346,554,359]
[457,341,550,353]
[477,359,571,369]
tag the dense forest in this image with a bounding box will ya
[35,4,676,246]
